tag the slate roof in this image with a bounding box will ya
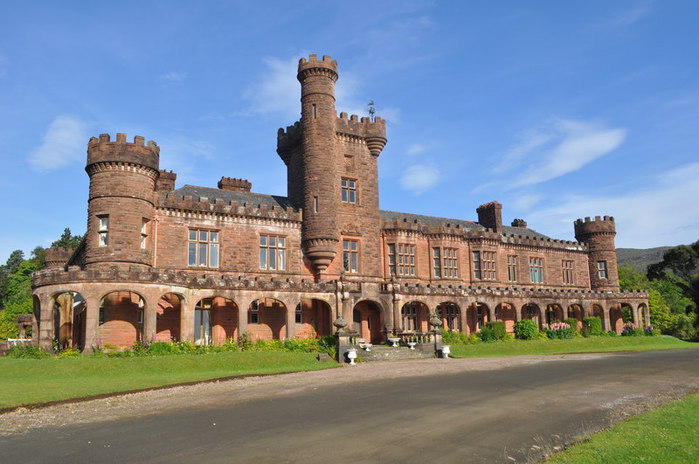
[167,185,552,240]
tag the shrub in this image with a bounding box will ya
[440,328,471,345]
[237,332,253,351]
[565,318,580,333]
[148,341,176,355]
[621,323,644,337]
[6,343,51,359]
[544,322,575,339]
[583,317,603,336]
[513,319,538,340]
[478,326,497,342]
[485,321,507,340]
[56,348,82,358]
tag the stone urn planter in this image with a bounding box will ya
[387,337,400,347]
[441,345,451,358]
[347,347,358,365]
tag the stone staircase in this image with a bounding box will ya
[354,345,435,362]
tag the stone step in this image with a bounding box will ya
[353,345,435,362]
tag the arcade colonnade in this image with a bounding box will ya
[32,281,650,352]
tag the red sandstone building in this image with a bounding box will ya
[32,55,648,352]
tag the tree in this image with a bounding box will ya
[51,228,82,249]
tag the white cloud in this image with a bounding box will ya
[160,71,188,82]
[490,118,626,188]
[406,143,429,156]
[400,164,440,195]
[510,193,545,211]
[29,115,88,171]
[156,135,215,177]
[525,161,699,248]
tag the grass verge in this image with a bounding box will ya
[449,335,697,358]
[547,393,699,463]
[0,351,337,409]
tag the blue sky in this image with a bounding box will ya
[1,0,698,261]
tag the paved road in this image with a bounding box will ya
[2,349,698,463]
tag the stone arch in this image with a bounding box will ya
[466,302,490,333]
[193,296,238,345]
[609,304,624,334]
[619,302,634,324]
[401,300,429,332]
[99,290,145,347]
[49,291,87,351]
[156,293,183,342]
[248,297,287,341]
[297,298,333,338]
[495,302,517,332]
[567,304,584,330]
[353,299,385,344]
[437,301,461,331]
[591,304,605,329]
[545,304,564,325]
[521,303,541,327]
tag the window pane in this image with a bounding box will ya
[343,241,349,250]
[189,242,197,266]
[209,244,219,268]
[260,235,267,246]
[278,249,286,270]
[278,237,285,248]
[341,179,347,187]
[259,248,267,269]
[351,241,357,251]
[199,230,208,241]
[210,231,218,242]
[341,189,347,202]
[189,230,197,240]
[269,236,276,247]
[349,180,355,188]
[269,249,276,269]
[99,232,108,246]
[349,191,355,203]
[351,253,357,272]
[199,243,207,266]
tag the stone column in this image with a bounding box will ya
[237,302,249,339]
[514,303,522,322]
[562,304,569,320]
[392,298,401,332]
[487,305,496,323]
[539,306,547,329]
[83,294,101,354]
[180,297,195,343]
[603,307,611,332]
[459,302,469,335]
[286,302,297,340]
[644,306,651,328]
[39,294,54,351]
[631,304,639,326]
[142,298,157,344]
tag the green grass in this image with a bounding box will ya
[0,351,337,409]
[449,335,697,358]
[548,393,699,463]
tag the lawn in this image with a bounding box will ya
[0,351,338,409]
[448,335,698,358]
[548,393,699,463]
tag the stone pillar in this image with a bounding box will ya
[603,307,611,332]
[514,303,522,322]
[180,298,195,343]
[237,303,248,339]
[392,298,401,332]
[487,305,496,323]
[644,306,651,328]
[562,304,569,320]
[39,294,54,351]
[83,294,101,353]
[286,303,297,340]
[459,303,469,335]
[143,299,157,343]
[539,306,547,328]
[631,305,639,326]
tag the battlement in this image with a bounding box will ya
[156,170,177,192]
[158,192,302,222]
[87,133,160,172]
[574,215,616,239]
[44,247,75,269]
[335,113,387,155]
[218,177,252,193]
[297,54,338,79]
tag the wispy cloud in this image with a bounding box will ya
[406,143,429,156]
[400,164,440,195]
[160,71,188,82]
[488,118,626,188]
[29,115,88,171]
[608,2,653,28]
[526,161,699,248]
[156,135,215,178]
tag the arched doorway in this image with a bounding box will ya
[99,291,145,347]
[157,293,183,342]
[567,304,584,330]
[522,303,541,327]
[296,299,332,337]
[545,304,563,325]
[401,301,429,332]
[496,302,516,332]
[194,297,237,345]
[354,300,385,344]
[591,304,605,330]
[609,304,624,333]
[437,302,460,331]
[248,298,286,341]
[51,291,86,350]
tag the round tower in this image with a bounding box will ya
[574,216,619,291]
[297,54,340,276]
[84,133,160,270]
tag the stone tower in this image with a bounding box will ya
[574,216,619,291]
[84,133,160,270]
[277,54,387,280]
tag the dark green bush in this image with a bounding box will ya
[6,343,51,358]
[513,319,538,340]
[478,326,497,342]
[485,321,507,340]
[583,317,603,336]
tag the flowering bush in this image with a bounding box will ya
[622,323,644,336]
[544,322,575,339]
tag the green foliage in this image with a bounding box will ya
[51,228,83,249]
[440,328,473,345]
[56,348,82,358]
[513,319,538,340]
[545,322,575,339]
[583,317,603,336]
[621,323,644,337]
[6,343,51,359]
[478,326,497,342]
[565,318,580,332]
[485,321,507,340]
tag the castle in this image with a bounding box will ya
[32,55,648,352]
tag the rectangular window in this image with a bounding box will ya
[259,235,286,271]
[341,178,357,204]
[473,251,495,280]
[597,260,608,279]
[529,257,544,283]
[188,229,219,268]
[433,247,458,279]
[389,243,415,276]
[343,239,359,273]
[562,260,574,285]
[507,255,517,282]
[249,300,259,324]
[98,215,109,247]
[140,219,149,249]
[295,304,302,324]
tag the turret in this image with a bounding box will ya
[574,216,619,291]
[84,133,159,270]
[296,54,341,276]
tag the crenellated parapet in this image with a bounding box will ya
[276,121,302,165]
[574,215,616,240]
[335,113,387,157]
[86,133,160,174]
[44,247,75,270]
[156,170,177,192]
[297,54,338,82]
[158,192,302,222]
